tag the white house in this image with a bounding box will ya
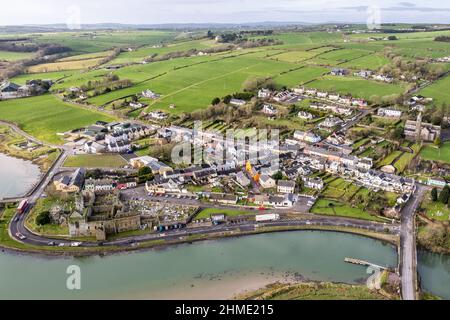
[319,117,343,129]
[84,178,115,192]
[304,178,324,190]
[84,141,105,154]
[277,180,296,194]
[142,90,161,99]
[293,130,322,144]
[259,174,276,189]
[298,111,314,120]
[262,104,277,115]
[328,93,340,101]
[230,98,246,107]
[377,108,402,118]
[258,89,272,99]
[236,171,251,187]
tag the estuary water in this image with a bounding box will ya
[0,153,41,199]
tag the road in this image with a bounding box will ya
[9,204,399,248]
[400,184,427,300]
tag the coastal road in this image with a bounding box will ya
[400,184,427,300]
[9,210,400,249]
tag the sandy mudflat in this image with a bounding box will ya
[115,271,299,300]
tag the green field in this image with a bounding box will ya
[0,50,35,61]
[0,95,115,144]
[421,192,450,222]
[10,71,76,85]
[33,30,177,53]
[195,208,255,220]
[419,75,450,107]
[421,142,450,164]
[340,53,390,70]
[63,154,127,168]
[311,199,383,222]
[307,76,406,100]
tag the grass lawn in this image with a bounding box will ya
[26,58,105,73]
[64,154,127,168]
[25,198,70,236]
[0,95,115,144]
[421,142,450,164]
[238,282,389,300]
[0,50,35,61]
[419,75,450,107]
[195,208,256,220]
[307,76,406,100]
[421,192,450,222]
[377,151,403,167]
[311,199,384,222]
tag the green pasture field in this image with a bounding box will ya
[311,199,383,222]
[57,50,113,62]
[63,154,127,168]
[274,65,329,87]
[421,142,450,164]
[195,208,256,220]
[88,55,297,112]
[0,50,35,61]
[419,75,450,107]
[10,71,76,85]
[340,53,390,70]
[0,95,115,144]
[111,39,219,64]
[307,76,406,99]
[33,30,177,53]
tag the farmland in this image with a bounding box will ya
[0,95,115,144]
[307,76,407,100]
[419,75,450,107]
[421,142,450,164]
[63,154,127,168]
[0,50,35,62]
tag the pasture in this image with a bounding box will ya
[419,75,450,107]
[307,76,406,100]
[0,95,115,144]
[0,50,35,61]
[421,142,450,164]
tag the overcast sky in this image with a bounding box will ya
[0,0,449,26]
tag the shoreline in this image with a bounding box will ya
[0,224,399,259]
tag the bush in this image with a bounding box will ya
[36,211,51,226]
[431,188,438,202]
[438,186,449,204]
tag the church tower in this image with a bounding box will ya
[416,112,422,143]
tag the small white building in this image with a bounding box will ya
[319,117,343,129]
[262,104,277,115]
[293,130,322,144]
[258,89,272,99]
[230,98,246,107]
[304,178,324,190]
[277,180,296,194]
[298,111,314,120]
[377,108,402,118]
[84,141,105,154]
[259,174,276,189]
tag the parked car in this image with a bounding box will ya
[70,242,82,247]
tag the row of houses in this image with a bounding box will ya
[54,169,137,194]
[81,122,152,154]
[293,87,368,108]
